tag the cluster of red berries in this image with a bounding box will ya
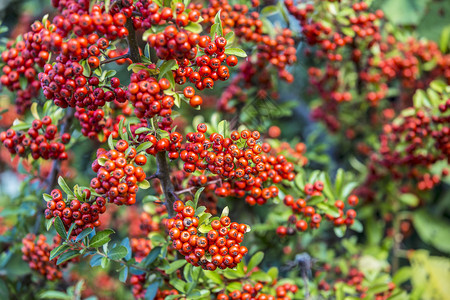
[1,116,70,160]
[44,188,107,237]
[0,23,48,114]
[126,70,176,119]
[90,140,148,206]
[166,201,248,270]
[40,57,126,110]
[172,37,237,91]
[136,0,201,30]
[217,61,279,113]
[21,234,68,280]
[51,3,128,39]
[217,282,298,300]
[316,264,395,299]
[368,106,450,191]
[130,275,179,299]
[147,25,199,62]
[130,238,152,262]
[179,124,296,205]
[278,183,359,235]
[201,1,296,82]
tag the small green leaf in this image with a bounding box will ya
[76,228,93,242]
[141,246,161,267]
[220,206,229,218]
[57,176,73,196]
[136,142,152,153]
[334,226,346,238]
[50,244,70,261]
[89,229,115,248]
[165,260,187,274]
[247,251,264,272]
[158,60,177,80]
[54,217,67,240]
[224,48,247,57]
[31,103,40,120]
[56,250,79,265]
[145,282,160,300]
[138,179,150,190]
[399,193,419,207]
[184,22,203,33]
[193,187,205,209]
[108,245,128,260]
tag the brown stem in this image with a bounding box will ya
[155,151,176,218]
[34,107,75,234]
[125,23,176,218]
[100,53,130,65]
[125,18,142,63]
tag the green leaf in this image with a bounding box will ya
[334,226,346,238]
[399,193,419,207]
[54,217,67,240]
[108,133,114,150]
[89,229,115,248]
[187,289,210,299]
[76,228,93,242]
[50,244,70,261]
[138,179,150,190]
[413,209,450,254]
[224,48,247,57]
[340,182,358,199]
[39,291,72,299]
[217,120,230,138]
[136,142,152,153]
[247,251,264,272]
[135,127,151,134]
[58,176,73,196]
[439,25,450,52]
[56,250,79,265]
[43,193,52,202]
[108,245,128,260]
[350,219,363,233]
[184,22,203,33]
[165,260,187,274]
[204,270,223,285]
[317,203,340,218]
[31,103,40,120]
[220,206,229,218]
[142,246,162,267]
[193,187,204,209]
[393,266,412,285]
[381,0,431,26]
[213,10,223,37]
[250,270,271,282]
[158,60,177,80]
[260,5,278,16]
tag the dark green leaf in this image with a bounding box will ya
[247,252,264,272]
[54,217,67,240]
[50,244,70,261]
[89,229,115,248]
[108,245,128,260]
[56,250,79,265]
[76,228,93,242]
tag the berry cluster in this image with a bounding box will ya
[201,0,296,82]
[130,238,152,262]
[171,36,237,92]
[0,116,70,160]
[0,23,49,114]
[136,0,201,30]
[278,183,358,235]
[126,71,175,119]
[178,124,297,205]
[40,58,126,110]
[90,140,148,206]
[44,188,107,237]
[21,234,67,280]
[166,201,248,270]
[316,264,395,299]
[217,282,298,300]
[368,105,450,192]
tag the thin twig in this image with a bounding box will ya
[100,53,130,65]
